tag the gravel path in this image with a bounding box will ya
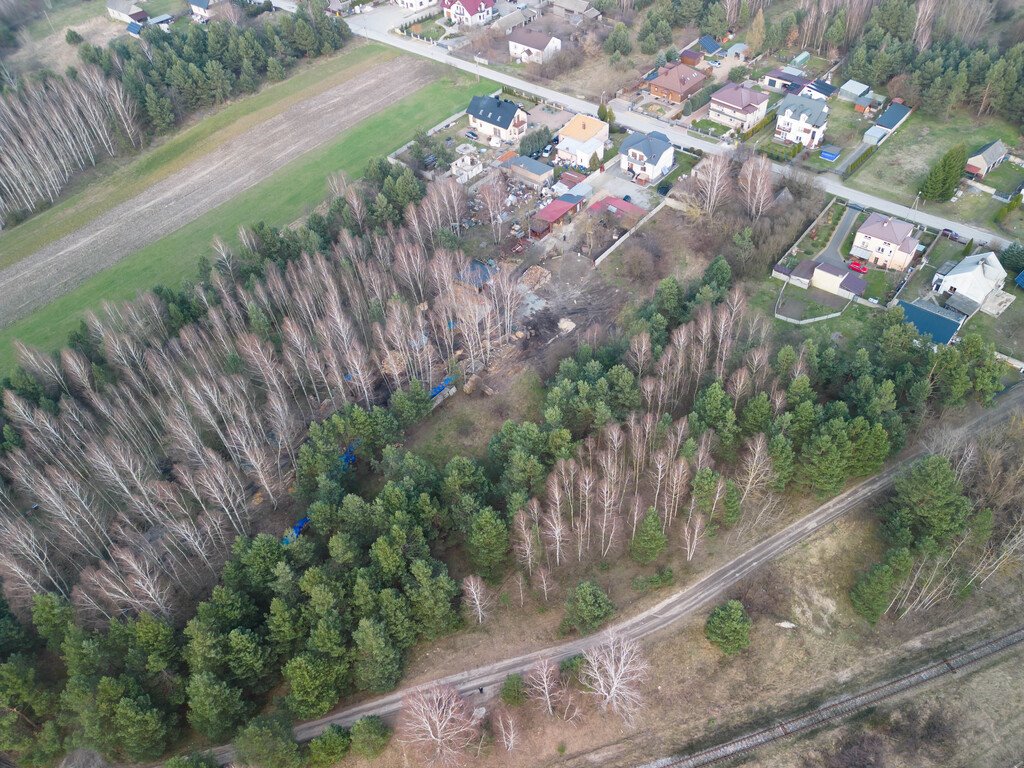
[0,55,439,329]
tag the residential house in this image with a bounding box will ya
[556,114,609,167]
[932,251,1008,310]
[897,299,966,344]
[441,0,494,26]
[189,0,210,17]
[965,140,1009,180]
[698,34,722,55]
[396,0,433,8]
[760,67,809,93]
[874,101,911,135]
[326,0,350,15]
[648,62,706,103]
[850,212,920,270]
[839,79,870,101]
[550,0,600,21]
[774,94,828,148]
[505,155,554,189]
[508,27,561,63]
[466,96,528,143]
[589,195,646,220]
[619,130,674,182]
[680,49,702,66]
[708,82,769,132]
[107,0,144,22]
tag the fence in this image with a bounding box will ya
[593,199,667,267]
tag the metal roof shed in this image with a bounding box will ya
[897,300,964,345]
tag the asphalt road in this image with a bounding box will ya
[818,206,860,269]
[348,17,1010,251]
[203,385,1024,766]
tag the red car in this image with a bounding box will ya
[848,261,868,274]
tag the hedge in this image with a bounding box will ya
[841,144,878,180]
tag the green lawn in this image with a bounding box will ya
[408,16,446,40]
[143,0,188,14]
[661,151,700,186]
[965,291,1024,360]
[0,44,398,273]
[692,119,728,136]
[26,0,108,39]
[862,266,897,302]
[984,161,1024,195]
[846,109,1019,225]
[820,100,868,148]
[0,73,498,372]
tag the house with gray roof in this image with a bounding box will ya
[965,140,1009,179]
[839,79,870,101]
[619,130,674,181]
[932,251,1008,307]
[504,155,554,188]
[774,94,828,148]
[466,96,528,143]
[851,212,919,270]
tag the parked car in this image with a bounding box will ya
[707,59,721,67]
[466,130,478,140]
[657,184,671,195]
[623,194,632,203]
[849,261,869,274]
[542,144,553,157]
[551,135,560,145]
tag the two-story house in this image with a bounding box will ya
[850,212,920,270]
[466,96,528,143]
[556,114,609,167]
[442,0,494,26]
[708,83,769,133]
[619,130,674,182]
[773,94,828,148]
[507,27,562,63]
[648,63,706,104]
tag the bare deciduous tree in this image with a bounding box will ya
[581,635,649,725]
[738,155,774,221]
[461,574,494,624]
[400,685,480,767]
[693,152,732,218]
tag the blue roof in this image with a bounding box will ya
[808,79,837,97]
[558,193,584,204]
[506,155,552,176]
[620,130,672,162]
[897,300,962,344]
[876,102,911,130]
[126,20,142,33]
[1016,269,1024,290]
[698,35,722,54]
[148,13,172,23]
[820,147,841,161]
[458,259,495,287]
[191,0,209,7]
[467,96,522,129]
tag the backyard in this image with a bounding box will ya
[965,291,1024,361]
[846,109,1020,225]
[0,71,500,372]
[984,160,1024,196]
[407,15,447,40]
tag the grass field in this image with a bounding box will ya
[26,0,107,39]
[985,161,1024,195]
[0,43,398,272]
[846,109,1019,225]
[142,0,188,15]
[0,70,498,372]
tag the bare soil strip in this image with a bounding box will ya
[0,55,439,329]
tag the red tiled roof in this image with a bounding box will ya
[442,0,493,13]
[536,199,575,223]
[588,196,646,218]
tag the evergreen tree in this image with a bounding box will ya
[467,508,509,581]
[630,512,668,564]
[186,673,248,741]
[350,716,391,758]
[283,653,341,719]
[561,581,614,634]
[352,618,402,693]
[308,725,351,768]
[235,718,304,768]
[704,600,751,655]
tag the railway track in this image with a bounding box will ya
[643,625,1024,768]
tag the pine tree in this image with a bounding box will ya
[186,673,248,741]
[467,508,509,581]
[145,84,175,132]
[352,618,402,693]
[630,512,668,564]
[704,600,751,655]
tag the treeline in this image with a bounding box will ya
[0,2,350,227]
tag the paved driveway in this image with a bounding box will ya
[818,206,859,268]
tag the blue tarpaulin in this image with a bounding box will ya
[1016,270,1024,290]
[282,517,310,544]
[340,440,361,467]
[430,375,455,398]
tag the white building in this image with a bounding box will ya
[441,0,494,26]
[774,94,828,148]
[850,212,919,271]
[466,95,528,143]
[556,114,609,168]
[932,252,1008,309]
[396,0,434,9]
[107,0,144,22]
[708,83,769,133]
[619,130,674,182]
[507,27,561,63]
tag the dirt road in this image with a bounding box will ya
[202,385,1024,765]
[0,55,440,329]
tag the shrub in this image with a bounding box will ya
[308,725,351,768]
[65,28,83,45]
[704,600,751,655]
[350,716,391,758]
[561,581,614,634]
[500,673,525,706]
[631,567,675,592]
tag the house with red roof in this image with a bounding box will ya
[442,0,494,26]
[588,196,646,219]
[530,194,584,238]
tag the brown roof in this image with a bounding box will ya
[649,63,706,97]
[558,113,607,143]
[858,212,918,254]
[711,82,769,114]
[508,26,554,49]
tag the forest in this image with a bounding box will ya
[0,140,1011,763]
[0,2,351,227]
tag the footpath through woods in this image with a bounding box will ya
[201,384,1024,765]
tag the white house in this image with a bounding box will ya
[619,130,674,182]
[774,94,828,148]
[850,212,919,270]
[396,0,434,9]
[708,83,769,133]
[507,27,561,63]
[189,0,210,18]
[466,95,528,143]
[556,114,609,168]
[932,252,1008,310]
[441,0,494,26]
